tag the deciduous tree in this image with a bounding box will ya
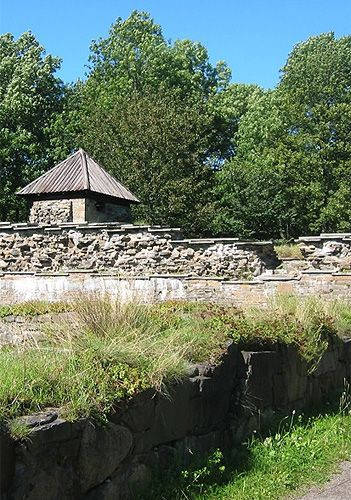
[0,32,64,220]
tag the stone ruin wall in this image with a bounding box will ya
[297,233,351,271]
[0,225,349,306]
[0,223,277,279]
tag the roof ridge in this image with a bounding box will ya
[80,149,90,191]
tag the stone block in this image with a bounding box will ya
[0,431,15,496]
[78,422,133,493]
[241,351,280,410]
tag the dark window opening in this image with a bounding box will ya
[95,202,105,212]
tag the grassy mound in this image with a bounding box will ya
[0,296,351,428]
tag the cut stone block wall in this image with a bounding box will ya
[1,339,350,499]
[0,272,349,307]
[71,198,86,223]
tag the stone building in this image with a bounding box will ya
[17,149,140,224]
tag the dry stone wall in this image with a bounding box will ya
[0,223,276,279]
[1,338,350,499]
[298,233,351,271]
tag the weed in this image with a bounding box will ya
[274,244,303,260]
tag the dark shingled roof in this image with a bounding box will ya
[17,149,140,203]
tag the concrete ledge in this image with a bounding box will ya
[301,270,336,275]
[259,275,301,282]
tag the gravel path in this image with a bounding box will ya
[296,462,351,500]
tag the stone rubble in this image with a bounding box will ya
[29,200,72,224]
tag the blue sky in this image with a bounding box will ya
[1,0,350,88]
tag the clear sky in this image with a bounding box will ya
[1,0,350,89]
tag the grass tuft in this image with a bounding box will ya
[274,244,303,260]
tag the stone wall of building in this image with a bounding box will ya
[1,338,350,499]
[0,271,349,307]
[29,200,73,224]
[29,198,132,225]
[85,198,131,223]
[0,223,276,278]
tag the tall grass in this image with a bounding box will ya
[0,297,229,424]
[1,295,351,429]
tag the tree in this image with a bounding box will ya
[0,32,64,220]
[86,11,230,102]
[77,11,238,233]
[79,89,216,234]
[216,33,351,239]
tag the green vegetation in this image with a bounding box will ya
[150,407,351,499]
[0,32,64,221]
[274,244,303,260]
[215,33,351,239]
[0,300,71,318]
[209,295,351,367]
[0,296,351,429]
[0,299,230,424]
[2,13,351,237]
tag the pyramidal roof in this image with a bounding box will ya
[17,149,140,203]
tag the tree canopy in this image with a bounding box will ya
[0,32,64,220]
[1,14,351,239]
[216,33,351,239]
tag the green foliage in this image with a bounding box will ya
[79,89,217,234]
[86,11,230,101]
[150,410,351,499]
[2,20,351,239]
[216,33,351,239]
[0,32,65,220]
[76,11,246,234]
[0,300,70,317]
